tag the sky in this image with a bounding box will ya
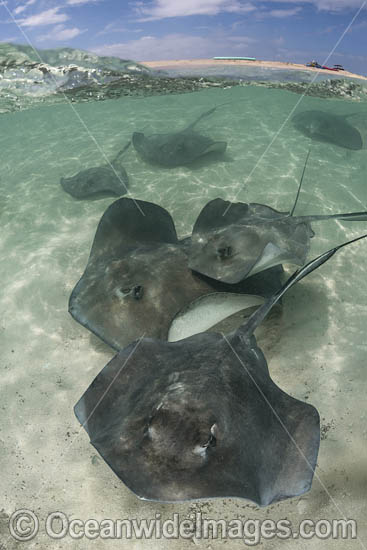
[0,0,366,75]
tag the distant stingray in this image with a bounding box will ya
[69,197,283,350]
[60,142,131,199]
[74,234,367,505]
[292,110,363,150]
[132,106,227,167]
[189,151,367,284]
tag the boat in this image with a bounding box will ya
[213,56,256,61]
[306,61,339,71]
[306,60,322,68]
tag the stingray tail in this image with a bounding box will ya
[112,140,132,163]
[239,233,367,338]
[185,101,234,132]
[290,148,311,216]
[298,211,367,223]
[185,106,218,131]
[185,99,253,132]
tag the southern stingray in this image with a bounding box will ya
[292,110,363,150]
[60,141,131,199]
[188,151,367,284]
[69,197,284,351]
[132,106,227,167]
[74,234,367,505]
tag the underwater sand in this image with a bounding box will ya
[1,81,367,549]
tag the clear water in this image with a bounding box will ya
[1,46,367,549]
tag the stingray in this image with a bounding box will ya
[188,151,367,284]
[60,142,131,199]
[292,110,363,150]
[69,197,284,350]
[74,234,367,505]
[132,106,227,167]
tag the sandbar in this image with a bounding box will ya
[142,58,367,81]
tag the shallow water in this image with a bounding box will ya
[1,48,367,549]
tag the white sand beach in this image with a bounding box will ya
[143,58,367,81]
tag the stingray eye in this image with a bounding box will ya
[119,286,144,299]
[217,246,232,260]
[133,285,144,300]
[205,432,216,448]
[121,287,132,295]
[203,424,217,449]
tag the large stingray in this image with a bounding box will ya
[292,110,363,150]
[189,152,367,284]
[60,142,131,199]
[132,106,227,167]
[69,197,283,350]
[74,234,367,505]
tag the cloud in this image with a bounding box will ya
[97,21,144,35]
[266,7,302,17]
[38,24,86,41]
[17,7,69,27]
[13,6,26,14]
[351,19,367,30]
[133,0,256,21]
[93,32,256,61]
[13,0,36,15]
[66,0,101,5]
[252,5,303,19]
[97,21,129,35]
[263,0,367,11]
[273,36,285,45]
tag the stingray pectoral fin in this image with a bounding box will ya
[112,140,132,163]
[74,394,90,433]
[341,125,363,151]
[193,197,248,232]
[240,232,367,337]
[260,397,320,505]
[132,132,145,150]
[203,141,227,155]
[89,197,179,262]
[60,177,68,192]
[247,242,300,277]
